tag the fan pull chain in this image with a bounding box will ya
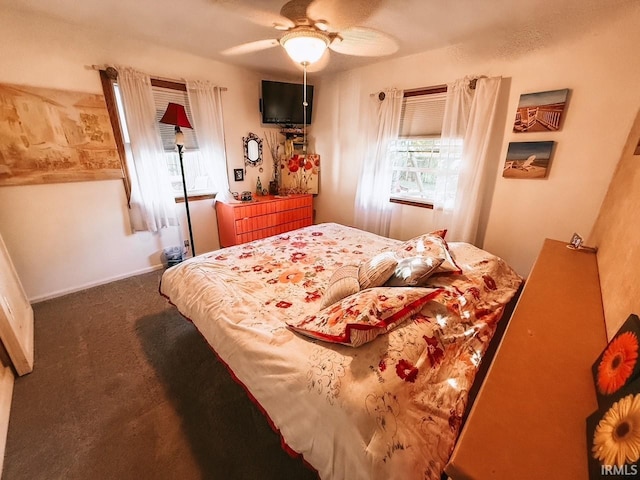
[303,62,307,153]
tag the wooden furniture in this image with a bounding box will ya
[0,232,33,476]
[0,233,33,376]
[446,238,607,480]
[215,194,313,247]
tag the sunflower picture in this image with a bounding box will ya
[586,378,640,479]
[597,332,639,395]
[592,394,640,466]
[593,314,640,408]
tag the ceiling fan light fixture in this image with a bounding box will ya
[280,28,329,65]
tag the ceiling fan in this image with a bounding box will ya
[220,0,398,70]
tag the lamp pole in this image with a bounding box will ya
[160,103,196,258]
[176,129,195,257]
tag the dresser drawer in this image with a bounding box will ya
[235,205,312,234]
[216,194,313,247]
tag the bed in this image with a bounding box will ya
[159,222,522,480]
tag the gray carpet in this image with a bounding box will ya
[3,270,318,480]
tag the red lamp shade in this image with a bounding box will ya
[159,102,192,129]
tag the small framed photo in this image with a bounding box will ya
[569,233,584,249]
[233,168,244,182]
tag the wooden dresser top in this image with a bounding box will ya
[446,238,607,480]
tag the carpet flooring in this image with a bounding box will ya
[3,270,318,480]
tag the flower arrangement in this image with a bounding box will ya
[281,153,320,194]
[264,130,281,191]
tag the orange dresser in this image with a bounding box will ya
[215,194,313,247]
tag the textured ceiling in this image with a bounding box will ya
[3,0,638,77]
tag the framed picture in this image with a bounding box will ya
[0,83,123,186]
[502,141,555,179]
[586,377,640,478]
[233,168,244,182]
[513,88,569,133]
[280,154,320,194]
[592,314,640,409]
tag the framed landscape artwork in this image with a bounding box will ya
[513,88,569,133]
[503,141,555,179]
[0,83,123,187]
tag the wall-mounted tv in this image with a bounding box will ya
[260,80,314,126]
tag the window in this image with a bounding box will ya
[389,87,461,209]
[103,70,215,201]
[148,80,214,198]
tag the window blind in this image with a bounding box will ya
[399,92,447,137]
[152,85,199,151]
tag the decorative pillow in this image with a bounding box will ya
[358,251,398,290]
[385,256,445,287]
[395,231,462,274]
[287,287,443,347]
[320,264,361,309]
[430,229,448,239]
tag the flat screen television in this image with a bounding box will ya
[260,80,314,126]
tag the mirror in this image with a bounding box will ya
[243,132,263,167]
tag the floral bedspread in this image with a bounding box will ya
[160,223,522,480]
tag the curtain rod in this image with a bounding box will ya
[87,64,228,91]
[370,78,480,99]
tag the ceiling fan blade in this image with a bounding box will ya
[221,39,279,56]
[329,27,398,57]
[280,0,314,25]
[211,0,295,30]
[307,0,385,31]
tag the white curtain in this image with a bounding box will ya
[354,88,404,237]
[186,81,231,200]
[433,76,502,244]
[117,66,179,232]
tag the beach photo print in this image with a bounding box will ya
[513,88,569,133]
[503,141,555,179]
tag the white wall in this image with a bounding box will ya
[313,5,640,276]
[0,8,271,301]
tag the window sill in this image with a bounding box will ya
[390,198,434,209]
[175,193,216,203]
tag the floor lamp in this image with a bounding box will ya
[159,102,196,257]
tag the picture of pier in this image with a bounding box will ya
[513,89,569,133]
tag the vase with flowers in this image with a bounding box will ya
[264,130,281,194]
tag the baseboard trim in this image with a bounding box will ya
[30,264,165,304]
[0,364,15,477]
